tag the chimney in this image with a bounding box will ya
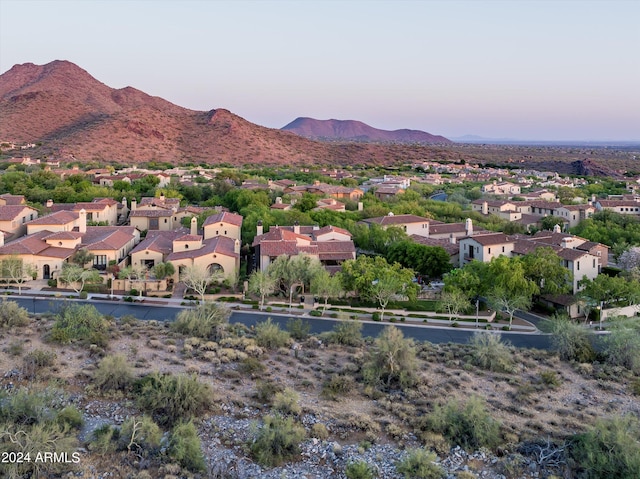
[424,221,430,238]
[313,224,319,231]
[450,233,456,245]
[79,208,87,233]
[553,224,561,234]
[482,201,488,215]
[46,199,53,208]
[160,193,165,202]
[591,194,596,203]
[256,220,263,237]
[465,218,473,236]
[358,201,363,211]
[293,221,300,235]
[275,197,282,204]
[190,217,198,236]
[121,197,128,209]
[0,231,4,247]
[131,198,137,211]
[234,239,240,254]
[561,238,570,249]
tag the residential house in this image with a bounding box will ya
[202,211,243,242]
[252,223,355,273]
[49,198,119,226]
[0,205,39,240]
[482,181,521,196]
[361,214,432,236]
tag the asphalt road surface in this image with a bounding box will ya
[11,297,553,349]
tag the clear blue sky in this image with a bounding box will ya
[1,0,639,141]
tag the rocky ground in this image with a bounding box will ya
[2,312,638,478]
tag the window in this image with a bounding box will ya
[593,259,596,268]
[502,246,505,252]
[164,218,167,223]
[488,248,491,254]
[94,255,107,266]
[577,261,580,271]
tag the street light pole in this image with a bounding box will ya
[475,299,480,328]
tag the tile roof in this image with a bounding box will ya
[28,210,79,226]
[0,194,26,205]
[129,209,173,217]
[203,211,243,227]
[0,205,36,221]
[362,214,433,226]
[465,233,514,246]
[80,226,137,251]
[130,229,187,256]
[167,235,238,261]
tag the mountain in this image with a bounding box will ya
[282,117,451,144]
[0,61,463,166]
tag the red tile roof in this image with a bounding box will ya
[203,211,243,227]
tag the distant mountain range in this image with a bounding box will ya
[281,117,451,144]
[0,61,462,166]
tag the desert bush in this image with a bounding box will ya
[273,387,301,416]
[310,422,329,440]
[135,373,212,426]
[326,320,364,346]
[0,299,29,327]
[363,325,417,390]
[254,380,285,404]
[287,317,311,340]
[49,303,109,347]
[423,396,502,450]
[239,356,266,375]
[255,318,291,349]
[89,423,119,455]
[22,349,57,379]
[0,388,80,478]
[630,378,640,396]
[56,406,84,430]
[322,374,355,401]
[545,317,596,363]
[345,460,376,479]
[396,448,445,479]
[172,302,230,341]
[469,333,516,373]
[249,414,305,467]
[540,370,562,388]
[603,323,640,373]
[93,354,134,392]
[169,420,206,472]
[118,415,162,455]
[570,414,640,479]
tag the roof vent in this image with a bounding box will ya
[388,212,394,216]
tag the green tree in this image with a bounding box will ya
[152,261,175,280]
[522,246,572,295]
[363,325,418,390]
[0,256,37,295]
[488,287,532,328]
[438,288,471,322]
[180,264,223,302]
[58,263,101,294]
[248,269,277,311]
[310,269,344,313]
[71,248,95,267]
[268,254,323,309]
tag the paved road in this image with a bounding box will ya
[11,296,553,349]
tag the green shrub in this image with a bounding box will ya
[345,460,376,479]
[172,302,230,340]
[239,356,266,375]
[545,317,596,363]
[322,374,355,401]
[90,423,118,455]
[372,312,381,321]
[469,333,516,373]
[135,373,213,427]
[169,420,206,472]
[423,396,502,450]
[0,299,29,327]
[603,325,640,373]
[309,310,322,317]
[79,291,88,299]
[273,387,301,416]
[363,326,417,390]
[56,406,84,430]
[22,349,57,379]
[255,318,291,349]
[94,354,134,392]
[396,448,445,479]
[327,320,364,346]
[129,288,139,296]
[310,422,329,440]
[570,414,640,479]
[118,416,162,455]
[630,378,640,396]
[287,317,311,340]
[49,303,109,347]
[540,370,562,388]
[254,380,284,404]
[48,278,58,288]
[249,414,306,467]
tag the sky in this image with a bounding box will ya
[1,0,639,142]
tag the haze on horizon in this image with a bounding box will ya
[1,0,639,143]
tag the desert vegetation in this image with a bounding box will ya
[1,299,639,478]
